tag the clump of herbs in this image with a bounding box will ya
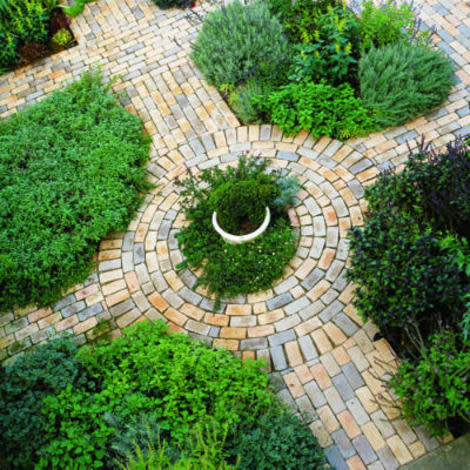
[175,156,299,306]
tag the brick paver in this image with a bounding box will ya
[0,0,469,468]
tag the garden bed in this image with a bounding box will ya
[191,0,455,139]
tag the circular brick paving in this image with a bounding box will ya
[99,132,368,370]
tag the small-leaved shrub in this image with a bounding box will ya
[256,81,375,139]
[191,0,289,88]
[359,43,454,128]
[0,71,150,310]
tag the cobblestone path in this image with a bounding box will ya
[1,0,469,468]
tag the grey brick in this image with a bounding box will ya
[133,243,145,265]
[0,313,14,328]
[298,335,318,360]
[284,296,310,316]
[271,345,288,370]
[301,268,325,290]
[395,129,418,145]
[324,386,346,414]
[99,258,121,272]
[299,300,323,321]
[295,395,317,422]
[30,326,55,344]
[266,292,293,310]
[377,446,399,470]
[189,138,205,155]
[325,260,345,283]
[348,180,364,199]
[332,429,356,459]
[415,425,440,451]
[61,301,86,318]
[346,397,370,426]
[109,298,135,317]
[333,312,359,336]
[319,300,344,322]
[157,220,171,240]
[161,289,184,309]
[332,374,355,401]
[277,151,298,162]
[269,372,286,392]
[178,286,202,305]
[342,362,365,390]
[53,293,76,311]
[268,329,296,347]
[455,126,470,138]
[371,410,396,439]
[277,388,297,412]
[349,158,372,175]
[353,435,377,465]
[325,445,348,470]
[240,337,268,350]
[5,318,28,335]
[275,314,301,331]
[304,380,327,408]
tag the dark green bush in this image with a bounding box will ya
[210,179,279,235]
[359,43,454,128]
[228,79,270,125]
[176,157,298,303]
[0,337,88,470]
[231,409,326,470]
[191,0,290,88]
[0,71,150,310]
[256,81,375,139]
[389,331,470,436]
[151,0,193,9]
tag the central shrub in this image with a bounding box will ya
[0,72,150,311]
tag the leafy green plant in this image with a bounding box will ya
[359,43,454,128]
[0,71,150,310]
[151,0,193,9]
[52,26,72,47]
[228,79,270,125]
[359,0,431,50]
[273,176,301,211]
[288,3,360,85]
[389,331,470,436]
[191,0,290,88]
[62,0,93,17]
[5,0,49,44]
[231,409,326,470]
[256,81,375,139]
[0,27,18,67]
[0,337,88,470]
[176,157,298,304]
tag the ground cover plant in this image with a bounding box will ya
[347,137,470,436]
[192,0,454,138]
[0,320,326,469]
[175,156,299,306]
[0,71,150,310]
[0,0,75,73]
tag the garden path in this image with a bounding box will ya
[1,0,470,468]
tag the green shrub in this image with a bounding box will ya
[0,337,88,469]
[359,0,430,50]
[359,43,454,128]
[288,3,360,85]
[62,0,93,17]
[231,409,326,470]
[210,179,279,235]
[273,176,301,211]
[151,0,193,9]
[0,27,18,68]
[256,81,375,139]
[38,320,277,466]
[51,27,72,47]
[0,71,150,310]
[347,210,468,349]
[228,79,269,125]
[191,0,289,88]
[389,331,470,436]
[176,157,298,304]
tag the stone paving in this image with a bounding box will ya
[1,0,470,468]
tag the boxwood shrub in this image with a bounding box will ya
[0,71,150,310]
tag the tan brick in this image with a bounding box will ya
[346,455,366,470]
[323,322,347,346]
[220,327,246,339]
[294,316,321,336]
[283,371,305,398]
[164,308,187,327]
[386,435,413,465]
[258,309,284,325]
[15,323,38,341]
[317,405,340,433]
[148,292,169,311]
[55,315,78,332]
[28,307,52,323]
[311,329,333,354]
[180,304,205,321]
[124,271,139,293]
[73,317,98,335]
[332,346,351,366]
[409,441,426,459]
[213,338,239,350]
[356,386,379,414]
[362,422,386,451]
[247,325,274,337]
[294,364,314,384]
[226,304,251,316]
[38,312,62,329]
[337,410,361,439]
[285,341,303,367]
[310,420,333,448]
[204,313,229,327]
[106,289,130,307]
[310,363,332,390]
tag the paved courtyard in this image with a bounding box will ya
[1,0,470,468]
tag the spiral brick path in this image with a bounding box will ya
[1,0,469,468]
